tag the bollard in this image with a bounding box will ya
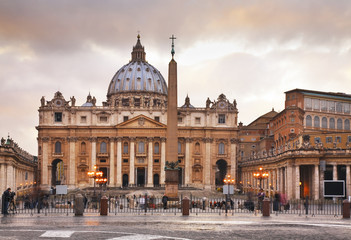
[74,193,84,216]
[343,200,350,219]
[182,197,190,216]
[262,198,270,217]
[100,196,108,216]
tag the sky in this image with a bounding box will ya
[1,0,351,155]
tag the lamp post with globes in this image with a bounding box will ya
[253,167,269,190]
[87,165,103,197]
[223,174,235,214]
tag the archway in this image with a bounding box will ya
[122,174,129,187]
[52,159,64,186]
[137,167,145,186]
[215,159,227,186]
[153,174,160,187]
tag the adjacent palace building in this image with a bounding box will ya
[13,35,348,200]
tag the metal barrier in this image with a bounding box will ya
[3,194,346,217]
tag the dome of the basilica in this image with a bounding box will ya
[107,35,168,98]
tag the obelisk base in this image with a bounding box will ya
[165,169,179,201]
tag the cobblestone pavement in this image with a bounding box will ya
[1,213,351,239]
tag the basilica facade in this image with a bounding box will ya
[36,35,239,192]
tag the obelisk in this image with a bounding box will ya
[164,35,179,200]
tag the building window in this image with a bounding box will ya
[154,116,160,122]
[178,117,183,123]
[195,142,200,153]
[25,172,28,180]
[315,137,321,143]
[138,141,145,153]
[291,117,295,122]
[304,98,312,110]
[123,116,129,122]
[336,136,341,143]
[55,141,61,154]
[313,99,320,110]
[322,117,328,128]
[345,119,350,130]
[54,112,62,122]
[329,118,335,129]
[123,159,128,163]
[344,103,350,114]
[81,142,86,153]
[80,116,87,123]
[195,117,201,124]
[154,159,159,163]
[122,98,129,106]
[306,115,312,127]
[314,116,320,128]
[337,118,343,130]
[321,100,327,111]
[218,143,225,154]
[100,116,108,122]
[178,142,182,154]
[328,101,335,112]
[100,159,106,163]
[100,142,107,153]
[123,142,128,154]
[218,114,226,124]
[326,137,332,143]
[154,142,160,154]
[347,136,351,143]
[290,128,295,133]
[336,102,343,113]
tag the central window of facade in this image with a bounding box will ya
[55,112,62,122]
[218,114,226,124]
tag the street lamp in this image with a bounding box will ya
[87,165,103,196]
[96,177,108,195]
[253,167,269,189]
[223,174,235,214]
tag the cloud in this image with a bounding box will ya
[0,0,351,154]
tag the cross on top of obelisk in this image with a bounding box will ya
[169,34,176,58]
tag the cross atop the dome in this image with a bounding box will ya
[169,34,176,59]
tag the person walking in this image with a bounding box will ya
[162,195,168,209]
[1,188,11,215]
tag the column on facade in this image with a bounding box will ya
[116,138,122,187]
[333,164,338,180]
[203,138,211,188]
[6,164,14,190]
[319,164,325,199]
[129,138,135,185]
[277,168,281,192]
[314,164,320,200]
[286,164,293,199]
[109,138,115,186]
[346,165,351,198]
[42,137,50,187]
[295,165,300,199]
[147,138,153,187]
[267,169,272,197]
[184,138,191,186]
[0,164,5,192]
[230,138,238,183]
[68,137,76,187]
[160,138,166,185]
[272,169,276,192]
[90,138,97,186]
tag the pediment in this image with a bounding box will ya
[117,114,166,128]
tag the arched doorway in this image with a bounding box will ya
[137,167,145,186]
[153,174,160,187]
[122,174,129,187]
[52,159,64,186]
[215,159,227,186]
